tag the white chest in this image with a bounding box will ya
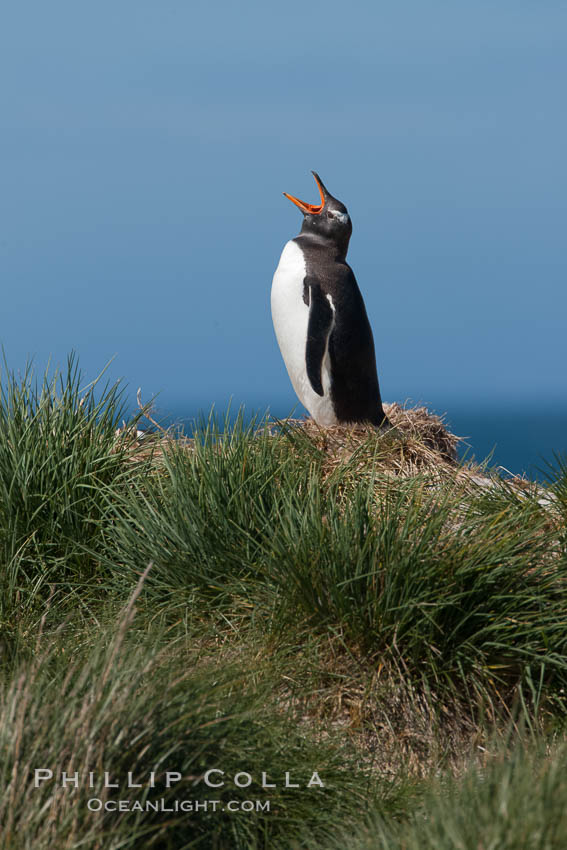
[270,240,337,424]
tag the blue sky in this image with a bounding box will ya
[1,1,566,426]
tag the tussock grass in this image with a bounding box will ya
[0,356,150,661]
[1,356,567,848]
[0,577,398,850]
[105,408,567,713]
[545,452,567,531]
[270,474,565,679]
[312,742,567,849]
[101,410,314,605]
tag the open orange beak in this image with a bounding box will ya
[284,172,326,215]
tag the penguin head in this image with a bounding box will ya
[284,172,352,252]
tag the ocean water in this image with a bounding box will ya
[154,400,567,483]
[443,405,567,480]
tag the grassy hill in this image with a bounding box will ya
[1,356,566,849]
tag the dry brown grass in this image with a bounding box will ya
[299,403,457,459]
[270,403,468,489]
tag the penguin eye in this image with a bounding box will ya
[328,210,349,225]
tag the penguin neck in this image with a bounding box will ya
[298,225,350,262]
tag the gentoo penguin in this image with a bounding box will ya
[271,171,389,427]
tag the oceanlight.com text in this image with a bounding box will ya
[87,798,270,813]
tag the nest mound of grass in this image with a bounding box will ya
[280,402,461,479]
[385,402,459,461]
[118,402,466,480]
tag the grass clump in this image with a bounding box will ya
[105,411,567,712]
[101,409,320,606]
[267,473,567,699]
[0,575,395,850]
[311,742,567,849]
[0,355,144,654]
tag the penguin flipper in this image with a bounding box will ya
[305,278,334,397]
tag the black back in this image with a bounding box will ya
[295,230,388,426]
